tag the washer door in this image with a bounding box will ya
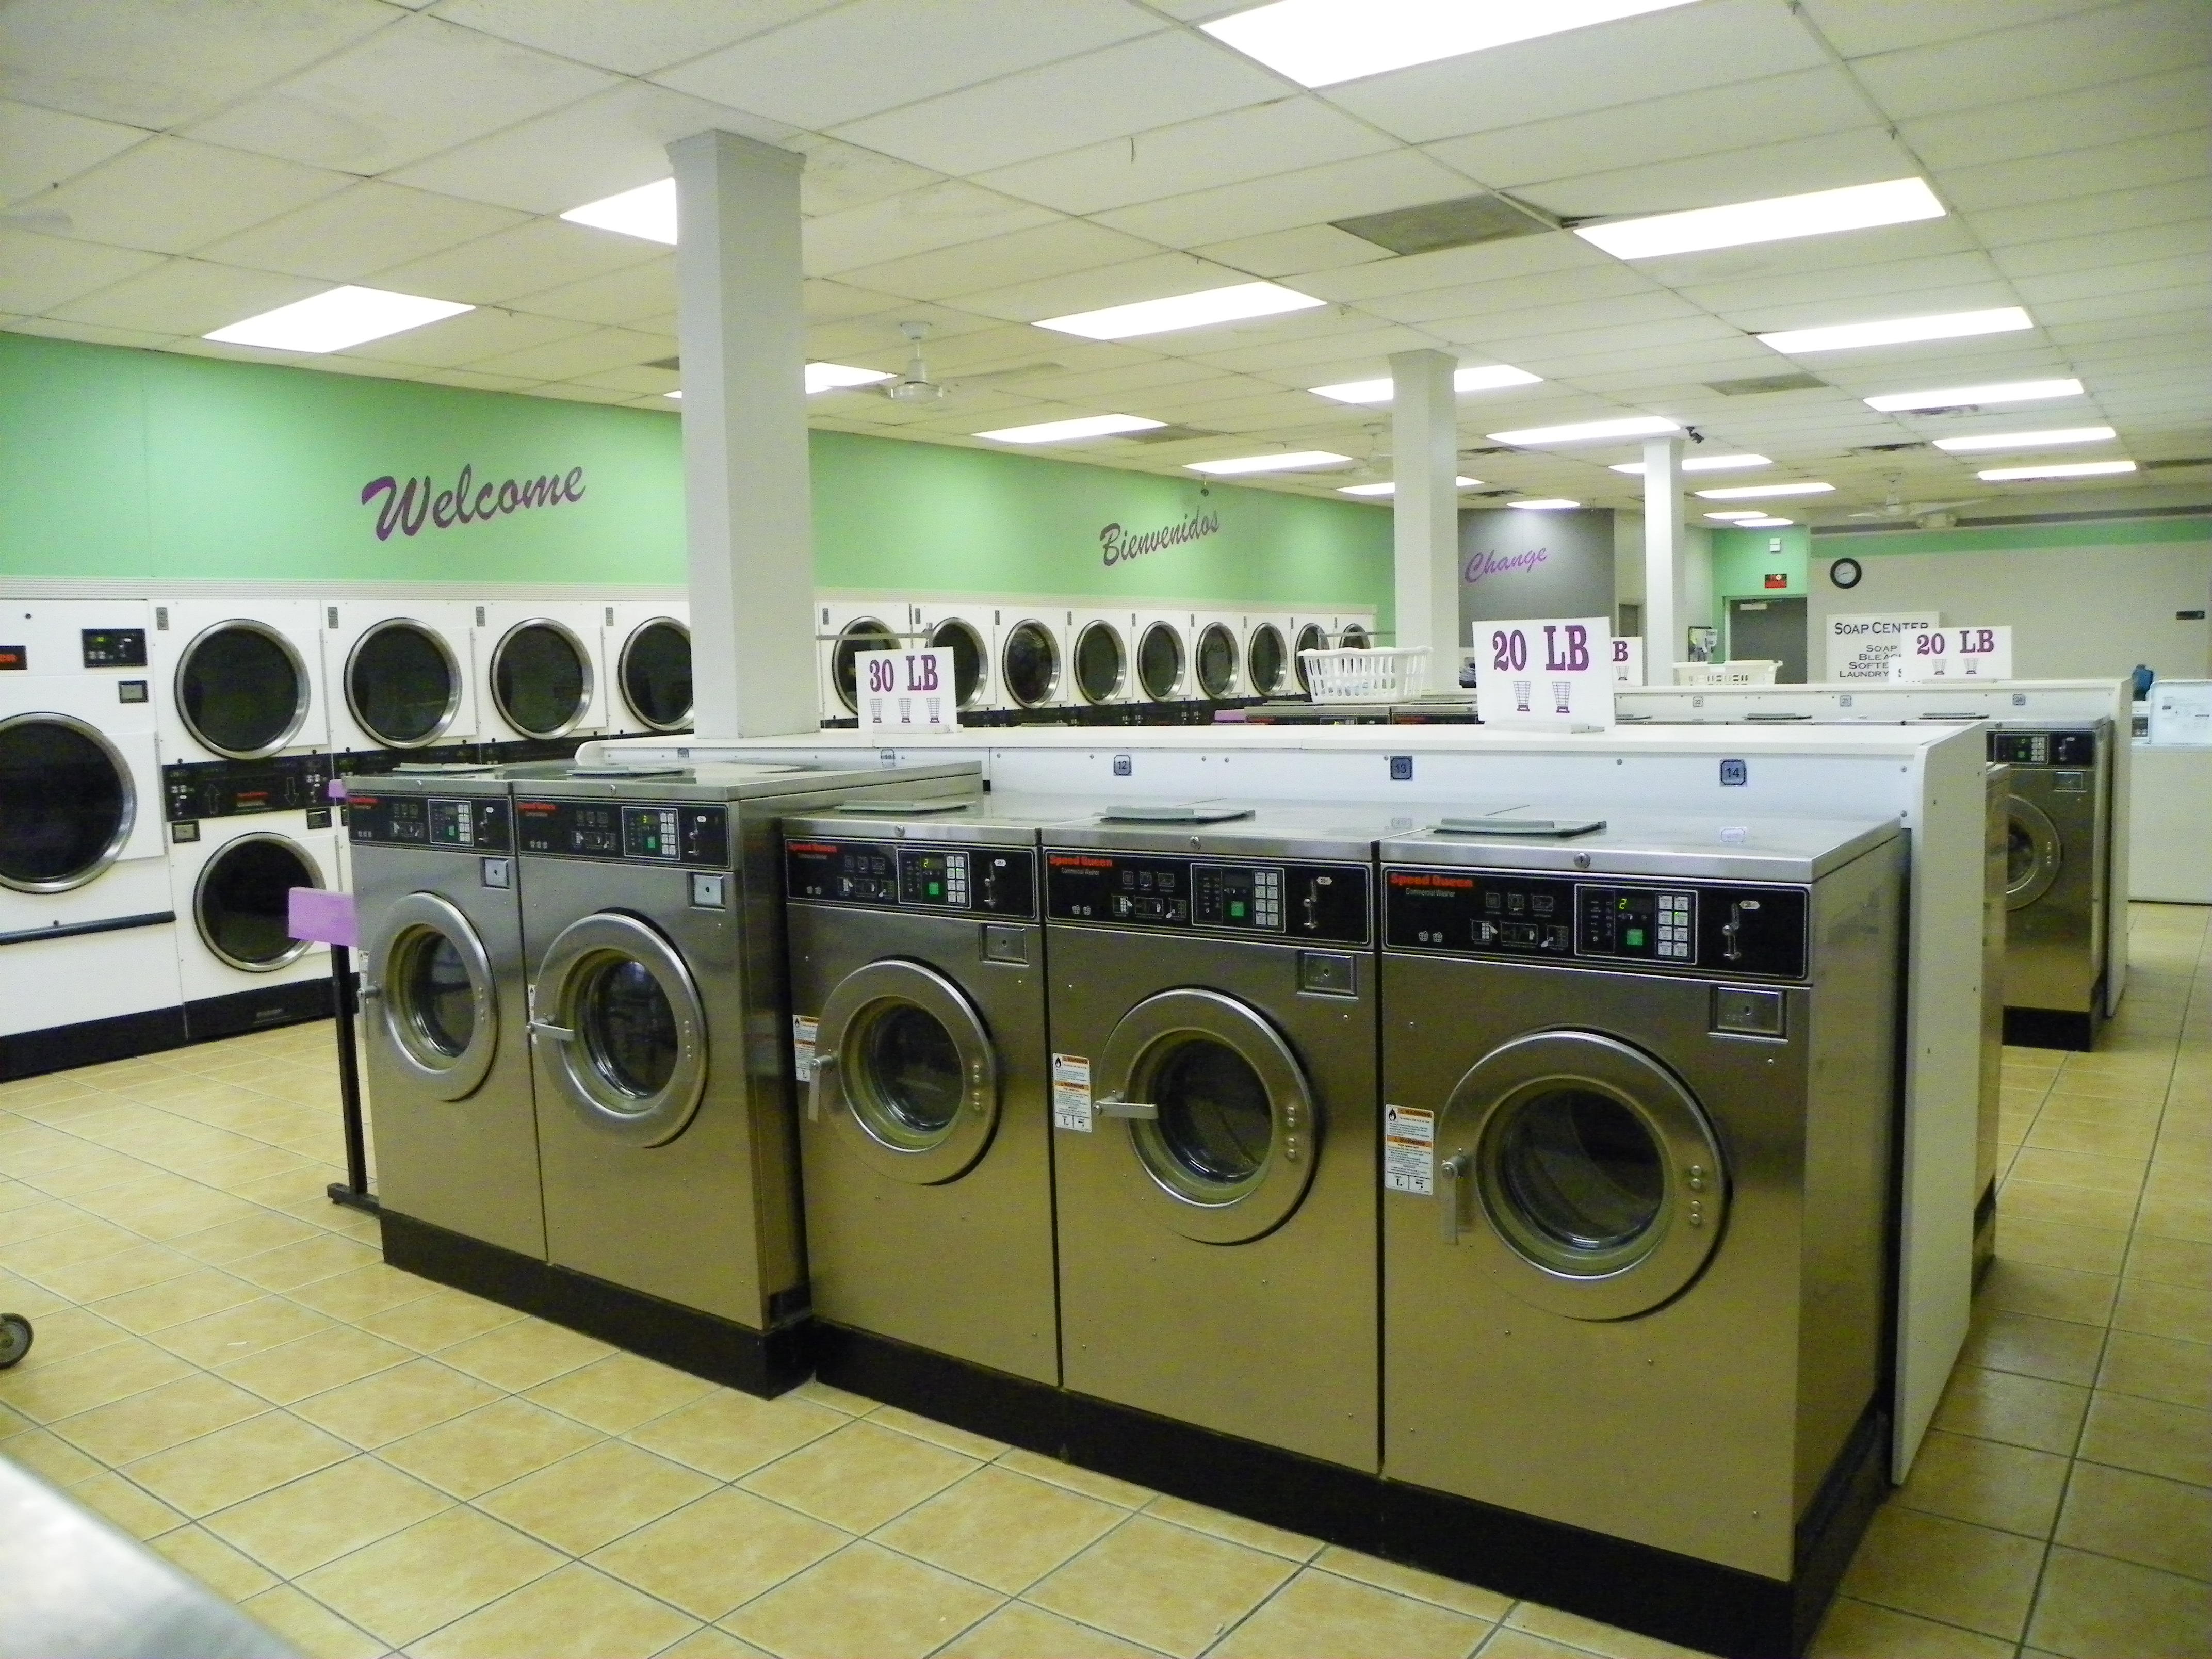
[1292,624,1328,694]
[1441,1029,1725,1321]
[176,621,310,758]
[1072,621,1123,704]
[1195,622,1240,699]
[491,619,592,739]
[347,620,462,749]
[0,712,136,893]
[2004,794,2061,910]
[530,912,706,1146]
[196,833,320,971]
[927,620,989,709]
[620,619,693,731]
[1137,623,1184,700]
[815,959,999,1184]
[1247,624,1288,697]
[831,617,900,714]
[1096,988,1318,1244]
[372,893,497,1100]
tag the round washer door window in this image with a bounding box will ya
[1137,623,1185,701]
[1002,620,1062,708]
[196,833,320,972]
[372,892,498,1100]
[1247,625,1288,697]
[0,713,137,894]
[1072,622,1124,704]
[347,620,461,748]
[176,621,310,759]
[1195,622,1240,699]
[1292,625,1328,694]
[832,618,900,714]
[815,959,1000,1185]
[530,912,707,1146]
[620,619,693,732]
[929,620,988,708]
[1337,622,1372,650]
[492,620,592,739]
[2005,795,2061,910]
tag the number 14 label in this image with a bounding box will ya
[1472,616,1616,728]
[856,647,956,735]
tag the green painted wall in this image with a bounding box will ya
[1810,514,2211,557]
[0,334,1391,622]
[1712,525,1810,601]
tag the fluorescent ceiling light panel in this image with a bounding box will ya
[1488,416,1680,445]
[1737,517,1793,527]
[1864,378,2083,412]
[1310,364,1541,403]
[975,414,1165,444]
[1186,450,1352,476]
[1695,481,1834,500]
[1510,498,1581,510]
[1756,306,2031,355]
[1933,425,2116,453]
[806,362,895,394]
[561,178,677,245]
[1037,282,1324,341]
[1337,477,1484,495]
[1705,510,1764,519]
[1201,0,1699,89]
[1575,177,1944,262]
[1978,460,2137,481]
[1613,454,1771,475]
[204,286,472,353]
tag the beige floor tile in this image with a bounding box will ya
[286,1260,441,1321]
[479,1437,718,1555]
[996,1445,1157,1508]
[2136,1190,2212,1245]
[227,1231,380,1292]
[2000,1179,2142,1233]
[123,1408,353,1517]
[1212,1567,1492,1659]
[150,1522,282,1601]
[1994,1216,2132,1276]
[782,1377,876,1415]
[1029,1515,1298,1658]
[1501,1602,1709,1659]
[297,1504,563,1648]
[2054,1460,2212,1580]
[2,1303,129,1365]
[2078,1390,2212,1486]
[150,1295,335,1368]
[171,1211,323,1266]
[1470,1627,1614,1659]
[589,1486,848,1621]
[1,1423,104,1484]
[91,1267,262,1335]
[525,1350,720,1433]
[1978,1259,2119,1327]
[742,1419,978,1534]
[435,1316,615,1392]
[380,1395,605,1498]
[2124,1234,2211,1288]
[2025,1115,2158,1160]
[2008,1148,2149,1195]
[0,1332,194,1422]
[659,1628,777,1659]
[1932,1365,2091,1455]
[1960,1310,2106,1387]
[2024,1544,2211,1658]
[215,1324,416,1405]
[289,1357,506,1449]
[0,1197,89,1247]
[1310,1548,1514,1622]
[65,1469,189,1540]
[724,1540,1002,1659]
[414,1561,701,1659]
[1138,1494,1319,1563]
[867,1403,1011,1460]
[35,1241,200,1304]
[359,1284,525,1352]
[938,1601,1165,1658]
[2113,1278,2212,1345]
[2097,1330,2212,1411]
[236,1584,393,1659]
[874,1465,1126,1594]
[75,1178,263,1242]
[205,1454,452,1576]
[1837,1505,2044,1641]
[1893,1429,2070,1537]
[52,1371,268,1465]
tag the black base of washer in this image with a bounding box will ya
[183,978,333,1042]
[0,1005,191,1081]
[379,1209,809,1398]
[815,1322,1888,1659]
[2003,1004,2097,1051]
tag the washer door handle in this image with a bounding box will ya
[528,1019,577,1044]
[1439,1151,1471,1244]
[359,982,382,1002]
[807,1050,841,1122]
[1096,1095,1159,1121]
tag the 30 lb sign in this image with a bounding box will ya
[1473,616,1615,728]
[1886,625,2013,681]
[856,647,956,734]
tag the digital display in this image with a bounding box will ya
[81,628,148,668]
[1047,853,1368,942]
[1579,887,1696,963]
[900,850,970,907]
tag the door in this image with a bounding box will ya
[616,619,693,732]
[1725,597,1807,682]
[194,833,321,971]
[1136,622,1185,701]
[1291,624,1328,694]
[812,958,999,1184]
[0,713,137,893]
[490,619,593,739]
[1003,619,1066,708]
[922,619,989,710]
[529,912,707,1146]
[368,892,499,1100]
[1246,624,1289,697]
[828,616,900,715]
[1194,622,1241,699]
[1070,621,1122,705]
[347,620,463,749]
[2003,792,2062,910]
[176,621,311,758]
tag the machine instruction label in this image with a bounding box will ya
[791,1016,818,1083]
[1383,1103,1435,1195]
[1052,1053,1093,1132]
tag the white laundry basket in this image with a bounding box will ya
[1300,646,1430,702]
[1672,659,1779,686]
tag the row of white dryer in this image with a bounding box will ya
[815,600,1378,720]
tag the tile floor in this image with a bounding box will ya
[2,904,2206,1659]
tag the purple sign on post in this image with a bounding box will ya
[288,888,358,949]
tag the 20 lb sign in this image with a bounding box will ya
[856,647,956,734]
[1887,625,2013,681]
[1472,615,1615,728]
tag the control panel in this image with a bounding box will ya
[1045,852,1369,944]
[1988,729,2099,767]
[164,754,333,822]
[82,628,148,669]
[1385,868,1808,979]
[785,839,1037,918]
[347,793,512,851]
[514,799,729,868]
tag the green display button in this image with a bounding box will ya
[928,881,942,897]
[1625,928,1645,948]
[1230,900,1246,918]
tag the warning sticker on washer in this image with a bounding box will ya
[1384,1103,1435,1194]
[791,1016,818,1083]
[1052,1053,1093,1132]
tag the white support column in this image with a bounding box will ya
[1641,436,1684,684]
[1390,349,1460,677]
[670,130,814,738]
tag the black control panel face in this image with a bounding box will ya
[164,754,332,822]
[1385,867,1808,980]
[513,799,729,868]
[785,838,1037,917]
[1989,729,2099,767]
[1046,852,1370,944]
[347,794,511,851]
[82,628,148,668]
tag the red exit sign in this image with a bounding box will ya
[1764,572,1789,589]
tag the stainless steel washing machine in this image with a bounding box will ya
[510,760,978,1346]
[347,767,544,1259]
[1977,764,2008,1277]
[1044,803,1395,1471]
[1378,815,1905,1582]
[784,796,1089,1384]
[1988,723,2110,1048]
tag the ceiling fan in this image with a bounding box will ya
[883,321,1065,404]
[1848,478,1987,529]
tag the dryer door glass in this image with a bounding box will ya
[1195,623,1240,700]
[858,1004,962,1133]
[0,713,135,893]
[531,912,707,1146]
[1154,1037,1271,1184]
[833,619,900,713]
[492,621,589,739]
[178,622,308,758]
[1338,622,1371,649]
[374,892,498,1101]
[1004,621,1062,708]
[1072,623,1123,704]
[581,958,680,1097]
[197,834,317,971]
[349,621,459,747]
[1248,625,1287,696]
[1137,623,1184,700]
[621,621,693,731]
[1494,1087,1664,1255]
[817,958,1001,1185]
[2004,794,2061,910]
[928,621,987,708]
[1292,625,1327,694]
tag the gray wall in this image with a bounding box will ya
[1460,508,1616,642]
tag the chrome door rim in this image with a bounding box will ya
[194,831,320,971]
[0,711,137,893]
[1247,623,1288,696]
[346,618,462,749]
[176,619,311,759]
[2004,794,2061,910]
[1292,625,1327,694]
[1196,622,1240,699]
[927,620,990,709]
[1071,621,1123,704]
[1137,623,1185,700]
[619,617,692,731]
[372,892,497,1100]
[491,617,594,739]
[816,958,1000,1184]
[530,911,707,1146]
[1002,619,1064,707]
[832,617,899,714]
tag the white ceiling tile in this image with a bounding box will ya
[1095,149,1477,249]
[44,257,323,335]
[1358,264,1656,327]
[345,307,592,367]
[367,219,664,305]
[0,227,163,314]
[1709,282,2024,336]
[1323,0,1828,146]
[972,97,1392,217]
[1456,314,1747,363]
[386,81,792,216]
[1676,252,2011,317]
[831,29,1283,177]
[1901,68,2205,173]
[658,0,1159,131]
[5,315,182,350]
[1849,0,2209,122]
[2046,312,2211,347]
[1968,178,2208,247]
[1799,0,2120,60]
[571,364,681,395]
[2013,254,2210,307]
[1517,128,1918,220]
[0,0,395,128]
[1621,217,1983,289]
[943,252,1242,324]
[186,14,616,176]
[508,258,678,327]
[804,303,1005,361]
[1188,324,1438,376]
[1190,225,1395,280]
[1004,359,1247,401]
[434,0,844,76]
[194,182,529,283]
[521,381,643,405]
[803,181,1059,276]
[1299,233,1618,303]
[1425,288,1712,347]
[464,324,673,381]
[803,279,910,322]
[1943,132,2210,216]
[1991,218,2210,279]
[838,218,1159,304]
[35,137,354,256]
[0,102,149,207]
[792,141,945,219]
[415,366,545,392]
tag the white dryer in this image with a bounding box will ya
[815,599,907,725]
[322,599,478,758]
[996,606,1075,713]
[476,602,609,747]
[1243,615,1298,701]
[603,602,693,737]
[151,598,329,764]
[169,806,338,1039]
[1190,613,1246,702]
[1131,610,1194,703]
[914,602,993,717]
[1065,609,1133,708]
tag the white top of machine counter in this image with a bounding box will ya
[1381,813,1904,883]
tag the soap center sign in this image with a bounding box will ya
[1824,612,1937,680]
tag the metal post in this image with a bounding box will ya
[325,941,378,1214]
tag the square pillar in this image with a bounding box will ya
[1390,349,1460,677]
[1642,437,1684,684]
